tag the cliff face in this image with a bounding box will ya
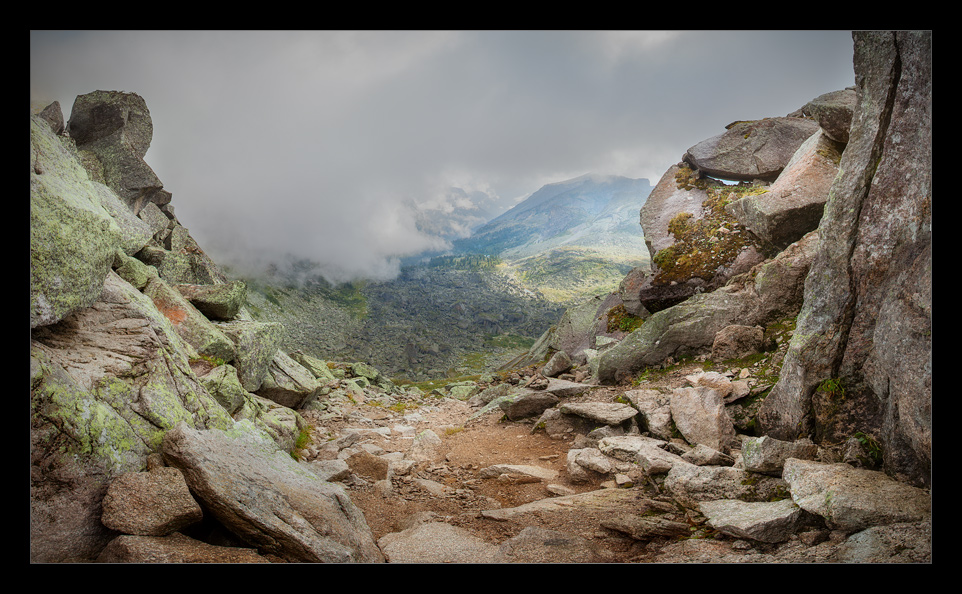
[757,31,932,488]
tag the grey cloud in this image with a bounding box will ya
[30,30,856,282]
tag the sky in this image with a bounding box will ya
[30,30,856,283]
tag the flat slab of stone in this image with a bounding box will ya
[481,487,650,522]
[558,402,638,425]
[377,522,499,563]
[782,459,931,531]
[699,498,810,543]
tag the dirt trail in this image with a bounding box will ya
[304,362,714,561]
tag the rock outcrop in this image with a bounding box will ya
[756,31,932,489]
[28,91,384,562]
[517,31,931,494]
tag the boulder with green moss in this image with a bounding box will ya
[30,113,142,328]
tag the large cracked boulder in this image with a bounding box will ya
[161,422,384,563]
[758,31,932,489]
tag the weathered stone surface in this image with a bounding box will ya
[30,271,234,562]
[782,458,931,532]
[36,100,65,134]
[758,32,932,489]
[407,429,443,462]
[377,522,498,564]
[741,435,818,476]
[100,467,203,536]
[289,351,338,382]
[595,283,758,384]
[216,320,284,392]
[31,114,131,329]
[478,464,559,482]
[541,349,572,377]
[142,275,236,364]
[699,498,812,543]
[174,281,247,320]
[231,393,306,453]
[135,230,229,286]
[726,131,842,250]
[834,520,932,563]
[682,443,735,467]
[492,526,611,563]
[96,532,269,563]
[634,164,766,313]
[558,402,639,426]
[161,421,384,563]
[598,435,690,475]
[255,350,322,409]
[664,464,789,510]
[802,87,857,143]
[669,386,736,453]
[195,363,249,415]
[601,514,690,540]
[622,389,673,440]
[711,324,765,363]
[524,292,626,367]
[499,390,560,421]
[595,229,819,385]
[683,117,821,182]
[67,91,171,211]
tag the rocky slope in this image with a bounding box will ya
[29,31,931,564]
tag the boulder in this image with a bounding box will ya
[100,467,203,536]
[67,90,171,212]
[782,458,931,532]
[541,349,572,377]
[725,130,843,250]
[711,324,765,362]
[96,532,269,563]
[161,421,384,563]
[758,32,932,488]
[669,386,737,454]
[174,281,247,320]
[30,114,138,328]
[598,435,691,476]
[36,100,65,134]
[216,320,284,392]
[801,87,857,143]
[664,464,790,510]
[634,164,765,313]
[255,350,323,409]
[683,116,821,182]
[740,435,818,476]
[594,229,819,385]
[377,522,498,564]
[142,274,236,364]
[499,390,560,421]
[698,498,814,543]
[622,389,674,440]
[492,526,611,563]
[558,402,639,426]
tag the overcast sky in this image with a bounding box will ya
[30,30,856,282]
